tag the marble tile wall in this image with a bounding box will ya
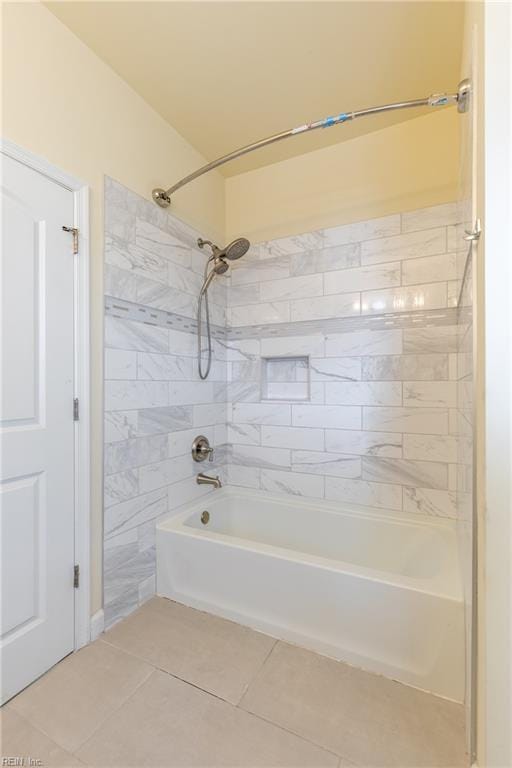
[103,178,228,628]
[104,185,469,629]
[225,202,466,521]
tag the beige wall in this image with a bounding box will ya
[226,108,459,243]
[2,2,225,616]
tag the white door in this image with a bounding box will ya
[1,154,76,702]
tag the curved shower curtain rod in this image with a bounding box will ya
[152,79,470,208]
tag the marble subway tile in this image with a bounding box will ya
[325,262,401,294]
[105,264,138,301]
[167,262,203,295]
[105,316,168,353]
[309,357,361,382]
[363,406,449,435]
[137,352,193,381]
[229,301,290,326]
[105,349,137,380]
[362,457,448,490]
[325,429,402,458]
[230,360,261,381]
[403,381,457,408]
[230,256,290,286]
[324,476,402,511]
[260,274,324,302]
[325,329,402,357]
[227,464,261,489]
[261,334,325,358]
[167,476,215,511]
[290,243,360,276]
[360,228,447,265]
[402,253,457,286]
[292,404,361,429]
[362,354,448,381]
[137,405,193,435]
[104,469,139,508]
[139,454,193,493]
[264,230,324,257]
[260,468,324,499]
[135,219,192,268]
[361,282,447,315]
[325,381,401,406]
[169,381,215,406]
[261,425,324,451]
[323,214,401,247]
[403,487,457,519]
[105,410,139,443]
[193,402,227,427]
[227,283,261,307]
[232,402,291,426]
[104,539,156,606]
[231,445,291,471]
[218,338,261,362]
[265,382,308,400]
[402,325,462,354]
[403,434,458,463]
[105,236,169,283]
[104,585,139,629]
[291,293,361,322]
[401,203,458,232]
[138,574,156,604]
[292,451,361,479]
[104,489,168,539]
[137,276,196,317]
[105,434,168,476]
[228,381,260,403]
[137,520,156,552]
[228,423,261,446]
[105,380,169,411]
[168,329,197,357]
[168,426,212,458]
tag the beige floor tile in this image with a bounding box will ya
[240,642,468,768]
[76,669,338,767]
[103,597,276,704]
[1,707,84,767]
[9,640,153,754]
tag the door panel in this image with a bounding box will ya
[1,154,76,702]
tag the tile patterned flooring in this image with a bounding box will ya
[2,597,468,767]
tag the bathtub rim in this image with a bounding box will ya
[157,486,462,601]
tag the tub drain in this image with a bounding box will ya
[201,510,210,525]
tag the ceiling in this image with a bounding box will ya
[46,1,464,176]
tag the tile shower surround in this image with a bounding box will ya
[104,177,465,627]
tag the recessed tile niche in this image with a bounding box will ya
[261,356,310,401]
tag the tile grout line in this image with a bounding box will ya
[94,637,342,762]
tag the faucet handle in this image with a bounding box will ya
[192,435,214,463]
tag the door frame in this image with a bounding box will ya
[1,138,91,650]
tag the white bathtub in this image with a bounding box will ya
[156,487,464,701]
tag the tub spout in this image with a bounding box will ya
[197,472,222,489]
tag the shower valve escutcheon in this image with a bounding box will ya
[192,435,214,462]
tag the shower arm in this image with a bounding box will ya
[152,79,470,208]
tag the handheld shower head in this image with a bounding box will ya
[197,236,250,261]
[196,234,249,380]
[223,238,250,260]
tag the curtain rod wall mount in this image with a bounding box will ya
[152,79,471,209]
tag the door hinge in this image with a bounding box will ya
[62,225,79,254]
[74,564,80,589]
[73,397,79,421]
